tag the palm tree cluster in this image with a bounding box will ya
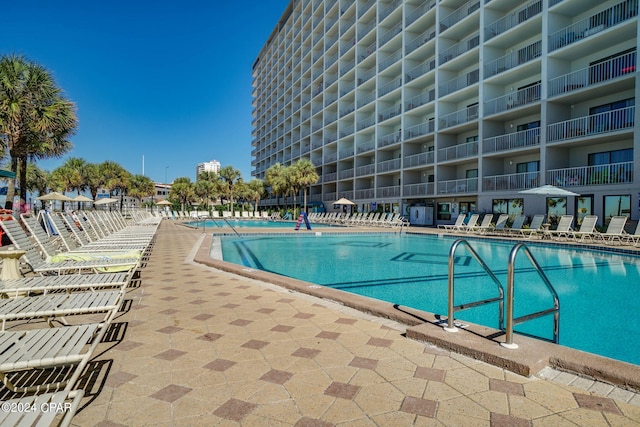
[265,159,319,215]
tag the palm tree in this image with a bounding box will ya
[289,159,319,215]
[219,166,242,214]
[246,179,266,215]
[194,179,216,214]
[0,54,77,208]
[128,174,155,208]
[83,163,102,201]
[100,161,131,211]
[168,177,194,213]
[58,157,87,195]
[265,163,287,211]
[23,163,49,210]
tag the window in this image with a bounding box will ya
[588,148,632,165]
[589,48,636,84]
[516,81,541,105]
[604,195,631,219]
[492,199,523,218]
[576,196,593,226]
[589,98,635,133]
[546,197,567,224]
[437,202,451,220]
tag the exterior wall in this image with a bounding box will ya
[251,0,639,225]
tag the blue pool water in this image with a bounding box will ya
[219,233,640,365]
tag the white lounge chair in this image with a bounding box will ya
[506,215,527,236]
[0,322,106,393]
[0,389,84,427]
[547,215,574,241]
[438,215,465,231]
[569,215,598,242]
[460,214,480,233]
[594,216,628,245]
[518,214,546,239]
[468,214,494,234]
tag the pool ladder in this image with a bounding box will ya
[445,239,560,348]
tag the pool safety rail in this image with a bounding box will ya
[445,239,560,349]
[222,218,242,237]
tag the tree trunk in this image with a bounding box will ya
[3,156,18,209]
[19,157,28,202]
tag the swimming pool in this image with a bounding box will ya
[219,233,640,365]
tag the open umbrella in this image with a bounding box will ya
[333,197,355,206]
[156,199,172,206]
[94,197,118,206]
[518,185,580,197]
[36,191,73,201]
[73,195,93,203]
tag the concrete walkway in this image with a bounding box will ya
[71,221,640,426]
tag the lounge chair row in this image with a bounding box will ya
[308,211,409,228]
[0,210,157,425]
[439,213,638,245]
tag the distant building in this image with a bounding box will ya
[197,160,221,177]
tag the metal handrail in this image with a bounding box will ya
[445,239,504,332]
[223,218,242,238]
[502,243,560,348]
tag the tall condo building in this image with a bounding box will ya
[196,160,221,177]
[251,0,638,225]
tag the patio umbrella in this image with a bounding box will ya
[36,191,73,201]
[518,185,580,197]
[156,199,172,206]
[73,194,94,210]
[333,197,355,206]
[94,197,118,206]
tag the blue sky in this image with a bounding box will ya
[1,0,290,184]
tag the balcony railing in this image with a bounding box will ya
[483,128,540,153]
[355,188,374,199]
[379,22,402,48]
[485,83,541,116]
[549,0,638,52]
[438,141,478,162]
[357,91,375,108]
[323,172,337,182]
[438,177,478,194]
[378,130,402,147]
[378,50,402,72]
[439,69,479,97]
[547,106,635,143]
[485,40,541,78]
[547,161,632,187]
[404,150,435,168]
[356,115,375,130]
[485,0,542,41]
[378,104,402,122]
[404,120,435,140]
[439,32,480,65]
[356,139,375,153]
[439,105,478,129]
[440,0,480,31]
[377,185,400,198]
[338,168,355,179]
[549,50,636,97]
[404,182,435,197]
[406,0,436,27]
[379,0,401,22]
[406,90,435,111]
[356,163,375,176]
[377,158,401,173]
[378,77,402,97]
[483,172,539,192]
[405,25,436,54]
[406,59,436,82]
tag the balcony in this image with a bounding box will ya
[355,188,374,199]
[483,172,540,192]
[439,104,478,129]
[378,77,402,97]
[405,25,436,55]
[483,128,540,154]
[404,151,435,168]
[548,0,638,52]
[356,139,375,153]
[405,90,435,111]
[323,172,337,182]
[378,104,402,122]
[379,22,402,47]
[439,69,479,97]
[439,32,480,65]
[406,0,436,27]
[440,0,480,32]
[404,182,435,197]
[378,129,402,148]
[485,40,541,78]
[377,185,400,198]
[438,141,478,162]
[338,168,355,179]
[547,162,633,187]
[356,163,375,176]
[438,177,478,194]
[404,121,435,140]
[548,50,636,97]
[547,106,635,143]
[406,59,436,83]
[377,158,401,173]
[484,83,541,116]
[485,0,542,41]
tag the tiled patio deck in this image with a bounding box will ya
[70,221,640,426]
